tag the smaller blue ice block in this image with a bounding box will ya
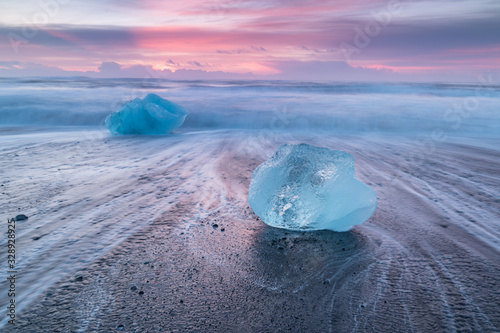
[248,144,377,232]
[105,94,188,135]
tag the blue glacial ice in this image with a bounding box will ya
[248,144,377,232]
[105,94,188,135]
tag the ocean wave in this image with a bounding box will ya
[0,78,498,134]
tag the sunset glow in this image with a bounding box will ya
[1,0,499,81]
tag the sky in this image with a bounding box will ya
[0,0,499,81]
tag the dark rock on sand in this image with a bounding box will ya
[15,214,28,221]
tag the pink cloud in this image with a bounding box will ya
[0,0,498,81]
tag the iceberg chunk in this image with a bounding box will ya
[105,94,188,135]
[248,144,377,232]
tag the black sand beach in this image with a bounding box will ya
[2,129,500,332]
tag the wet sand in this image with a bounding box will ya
[2,129,500,332]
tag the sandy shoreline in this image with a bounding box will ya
[2,129,500,332]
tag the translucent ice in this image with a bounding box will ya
[105,94,188,135]
[248,144,377,232]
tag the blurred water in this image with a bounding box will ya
[0,78,499,135]
[1,129,499,331]
[1,78,499,330]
